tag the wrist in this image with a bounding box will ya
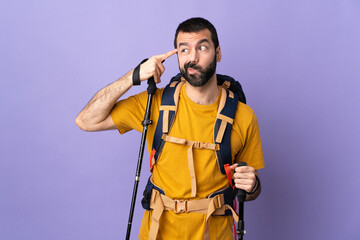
[132,58,148,86]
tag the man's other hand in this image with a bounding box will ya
[230,164,257,193]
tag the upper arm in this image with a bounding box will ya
[233,105,265,170]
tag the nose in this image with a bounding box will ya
[188,49,199,64]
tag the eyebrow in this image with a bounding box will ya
[198,39,210,45]
[178,38,210,48]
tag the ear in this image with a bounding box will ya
[216,46,222,62]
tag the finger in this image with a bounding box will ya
[154,62,165,83]
[235,178,256,190]
[234,178,253,185]
[235,166,255,173]
[158,49,178,61]
[229,164,238,170]
[158,62,165,75]
[230,163,252,170]
[235,184,253,192]
[154,66,162,83]
[153,69,159,83]
[234,172,255,180]
[157,68,162,83]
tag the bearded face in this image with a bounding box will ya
[180,54,217,87]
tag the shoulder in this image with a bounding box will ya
[111,87,165,118]
[233,102,259,129]
[235,102,256,119]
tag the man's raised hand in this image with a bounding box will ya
[137,49,178,84]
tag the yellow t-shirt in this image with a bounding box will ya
[111,83,265,240]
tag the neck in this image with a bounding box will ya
[185,73,219,105]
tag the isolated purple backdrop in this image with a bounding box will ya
[1,0,359,239]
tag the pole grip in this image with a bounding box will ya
[147,77,157,95]
[236,162,248,202]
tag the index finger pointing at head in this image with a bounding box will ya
[159,49,178,61]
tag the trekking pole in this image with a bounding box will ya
[236,162,248,240]
[125,72,157,240]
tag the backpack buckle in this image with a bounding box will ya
[221,80,231,89]
[213,194,225,209]
[174,200,188,213]
[193,141,208,149]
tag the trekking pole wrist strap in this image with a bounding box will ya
[132,58,148,86]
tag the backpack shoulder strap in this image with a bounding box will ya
[214,87,239,174]
[150,74,185,170]
[217,74,246,104]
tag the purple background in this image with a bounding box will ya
[1,0,359,239]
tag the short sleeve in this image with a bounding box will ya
[110,91,148,134]
[235,113,265,170]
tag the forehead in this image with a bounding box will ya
[176,29,214,47]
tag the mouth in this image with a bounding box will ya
[187,67,198,74]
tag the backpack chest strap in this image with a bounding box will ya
[162,134,220,198]
[162,134,220,150]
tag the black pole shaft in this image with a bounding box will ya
[237,202,245,240]
[125,77,156,240]
[236,162,247,240]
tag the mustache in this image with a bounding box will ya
[184,62,202,71]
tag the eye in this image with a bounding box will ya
[199,45,207,51]
[181,48,188,53]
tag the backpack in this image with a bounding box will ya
[149,73,246,177]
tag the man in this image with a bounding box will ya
[76,17,264,240]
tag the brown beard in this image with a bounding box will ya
[180,55,217,87]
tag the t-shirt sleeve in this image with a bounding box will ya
[235,112,265,170]
[110,91,148,134]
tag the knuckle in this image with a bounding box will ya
[154,56,161,62]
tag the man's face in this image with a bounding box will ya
[176,29,221,87]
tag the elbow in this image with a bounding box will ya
[75,114,115,132]
[75,116,92,132]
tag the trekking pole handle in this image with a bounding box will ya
[236,162,248,202]
[147,76,157,95]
